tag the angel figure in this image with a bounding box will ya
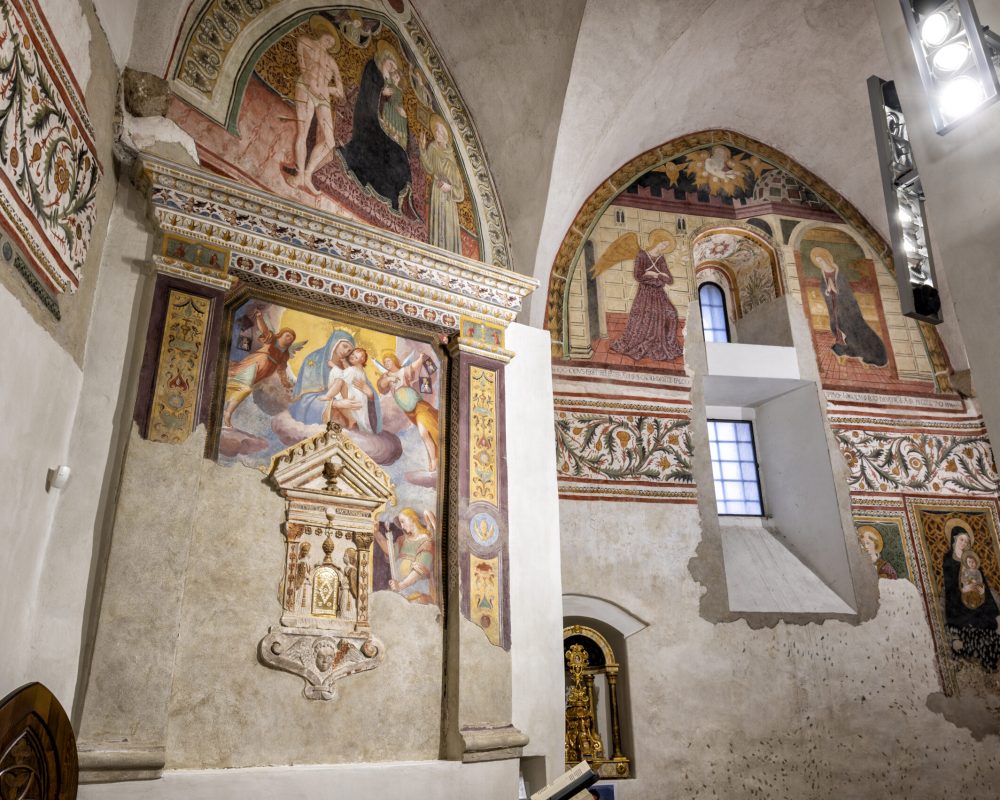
[334,10,381,48]
[223,309,307,428]
[374,508,437,605]
[374,351,440,471]
[592,228,683,362]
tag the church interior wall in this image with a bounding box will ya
[5,2,1000,798]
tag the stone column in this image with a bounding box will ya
[443,319,527,762]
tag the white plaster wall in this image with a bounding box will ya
[559,498,1000,798]
[0,285,83,692]
[506,323,565,782]
[874,0,1000,442]
[79,759,518,800]
[530,0,893,324]
[29,182,152,708]
[755,385,857,606]
[92,0,139,69]
[37,0,91,90]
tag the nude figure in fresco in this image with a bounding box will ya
[286,15,345,195]
[375,351,440,471]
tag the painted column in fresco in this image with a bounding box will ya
[135,243,233,443]
[444,317,526,761]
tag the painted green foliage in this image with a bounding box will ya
[0,1,101,290]
[837,428,1000,495]
[555,412,694,484]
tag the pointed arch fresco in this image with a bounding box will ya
[165,0,511,268]
[544,129,890,353]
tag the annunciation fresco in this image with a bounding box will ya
[0,0,102,301]
[220,299,442,606]
[168,6,481,259]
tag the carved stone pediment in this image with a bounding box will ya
[259,422,395,700]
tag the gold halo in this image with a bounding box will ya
[647,229,676,254]
[856,525,884,553]
[428,113,450,142]
[945,517,974,546]
[375,39,403,74]
[307,15,340,53]
[810,246,835,270]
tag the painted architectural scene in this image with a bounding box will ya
[220,298,442,605]
[169,6,481,259]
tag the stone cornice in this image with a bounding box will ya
[135,154,536,332]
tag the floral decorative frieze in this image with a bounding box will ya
[137,155,535,331]
[174,0,279,97]
[0,0,102,295]
[836,426,1000,495]
[555,394,696,503]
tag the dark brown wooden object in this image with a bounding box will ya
[0,683,77,799]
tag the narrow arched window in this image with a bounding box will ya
[699,282,730,343]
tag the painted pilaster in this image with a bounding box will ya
[444,320,527,762]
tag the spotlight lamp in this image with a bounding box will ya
[868,76,942,324]
[900,0,1000,133]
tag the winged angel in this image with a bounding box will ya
[223,308,307,428]
[591,229,683,362]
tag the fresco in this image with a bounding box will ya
[854,519,910,581]
[796,228,893,385]
[219,299,442,605]
[168,8,480,259]
[0,0,102,299]
[911,503,1000,684]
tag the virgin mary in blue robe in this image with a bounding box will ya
[289,330,382,432]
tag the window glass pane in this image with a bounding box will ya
[707,419,763,516]
[715,421,736,441]
[719,442,739,462]
[699,283,729,343]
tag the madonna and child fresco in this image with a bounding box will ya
[168,9,478,258]
[942,519,1000,672]
[220,299,442,606]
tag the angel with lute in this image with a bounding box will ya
[374,350,440,471]
[591,228,683,362]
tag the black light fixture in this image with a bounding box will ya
[868,76,942,324]
[900,0,1000,133]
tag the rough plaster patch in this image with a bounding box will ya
[37,0,91,91]
[122,112,199,166]
[559,499,1000,798]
